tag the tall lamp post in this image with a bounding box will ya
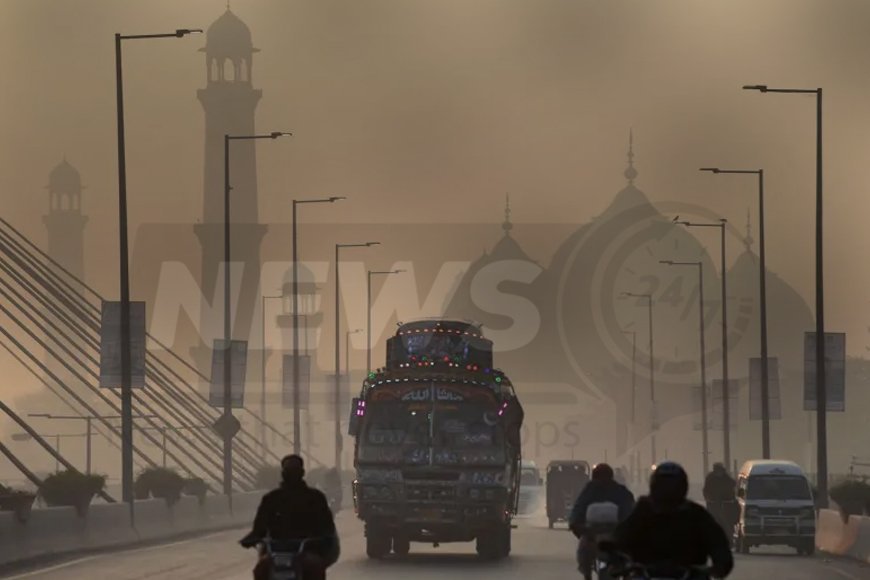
[660,260,709,476]
[223,132,290,496]
[346,328,363,386]
[743,84,826,505]
[674,217,731,467]
[367,270,405,375]
[700,167,769,459]
[334,242,379,470]
[622,330,638,423]
[115,27,201,508]
[621,292,656,464]
[261,292,284,461]
[292,197,344,455]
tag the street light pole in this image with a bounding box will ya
[623,330,637,423]
[222,132,290,496]
[366,270,405,375]
[700,167,769,459]
[292,197,345,455]
[261,292,283,461]
[675,217,731,467]
[114,27,201,510]
[334,243,378,470]
[661,260,709,476]
[346,328,362,386]
[743,84,826,504]
[622,292,656,464]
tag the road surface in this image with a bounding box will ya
[3,512,868,579]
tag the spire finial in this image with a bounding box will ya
[502,193,513,235]
[624,129,638,184]
[744,208,754,252]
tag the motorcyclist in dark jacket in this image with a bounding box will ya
[703,463,737,537]
[613,462,733,579]
[241,455,339,580]
[569,463,635,580]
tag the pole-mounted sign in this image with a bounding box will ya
[99,301,146,388]
[804,332,845,412]
[209,339,248,408]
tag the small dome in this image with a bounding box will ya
[48,159,82,196]
[203,9,257,57]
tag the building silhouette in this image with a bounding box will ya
[43,159,87,280]
[192,8,268,376]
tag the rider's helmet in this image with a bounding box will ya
[649,461,689,509]
[281,454,305,483]
[591,463,615,482]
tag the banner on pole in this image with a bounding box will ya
[749,357,782,420]
[283,354,311,409]
[804,332,846,412]
[99,301,146,388]
[208,339,248,408]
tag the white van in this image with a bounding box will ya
[517,460,544,516]
[734,460,815,555]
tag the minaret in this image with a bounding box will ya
[43,159,87,278]
[42,159,88,390]
[193,8,267,372]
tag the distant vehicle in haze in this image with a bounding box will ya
[734,460,815,556]
[545,460,590,528]
[517,460,544,516]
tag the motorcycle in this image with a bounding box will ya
[241,536,320,580]
[597,541,713,580]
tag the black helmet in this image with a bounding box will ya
[649,461,689,507]
[592,463,615,482]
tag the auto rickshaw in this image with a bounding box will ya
[545,460,590,528]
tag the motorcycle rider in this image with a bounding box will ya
[612,461,733,579]
[322,467,343,512]
[241,455,339,580]
[569,463,635,580]
[703,463,737,536]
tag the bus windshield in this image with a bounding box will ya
[746,475,812,500]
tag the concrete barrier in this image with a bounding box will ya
[0,491,267,568]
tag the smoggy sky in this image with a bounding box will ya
[2,0,870,355]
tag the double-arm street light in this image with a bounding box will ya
[28,413,157,475]
[660,260,709,476]
[115,27,201,507]
[292,197,345,455]
[223,132,290,494]
[620,292,656,464]
[334,242,379,470]
[367,270,405,375]
[12,432,87,473]
[700,167,770,460]
[29,414,95,474]
[743,84,827,505]
[674,217,732,468]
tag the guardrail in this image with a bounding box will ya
[0,492,263,567]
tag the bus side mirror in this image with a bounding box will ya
[348,398,361,436]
